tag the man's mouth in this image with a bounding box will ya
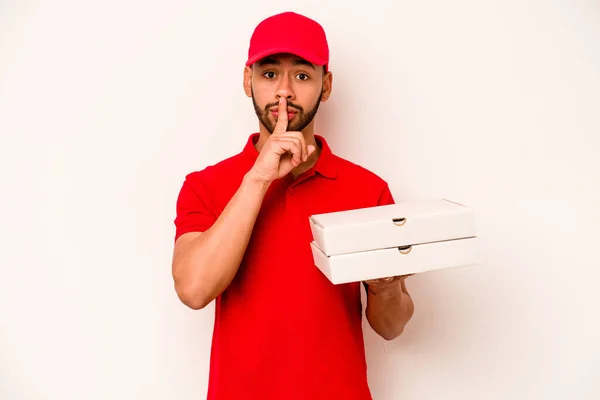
[271,110,297,120]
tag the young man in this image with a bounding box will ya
[172,11,414,400]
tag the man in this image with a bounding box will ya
[172,11,414,400]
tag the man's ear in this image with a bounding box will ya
[320,70,333,102]
[243,66,253,98]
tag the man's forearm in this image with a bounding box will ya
[173,172,269,309]
[365,279,414,340]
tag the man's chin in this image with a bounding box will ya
[257,115,307,133]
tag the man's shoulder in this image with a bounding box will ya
[331,153,389,187]
[183,148,249,189]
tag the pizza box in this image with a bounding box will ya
[309,198,476,256]
[310,237,479,284]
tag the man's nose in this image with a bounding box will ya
[276,75,295,100]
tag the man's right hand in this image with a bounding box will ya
[248,98,316,185]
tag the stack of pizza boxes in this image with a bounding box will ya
[309,199,479,284]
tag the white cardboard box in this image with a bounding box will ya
[309,198,479,284]
[310,237,479,284]
[309,198,476,256]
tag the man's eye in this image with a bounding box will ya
[263,72,276,79]
[296,73,309,81]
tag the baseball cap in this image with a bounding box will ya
[245,12,330,72]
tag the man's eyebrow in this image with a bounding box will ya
[292,58,316,70]
[257,57,316,70]
[258,57,280,66]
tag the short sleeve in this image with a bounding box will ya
[377,183,396,206]
[173,173,219,241]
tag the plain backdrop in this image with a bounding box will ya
[1,0,599,399]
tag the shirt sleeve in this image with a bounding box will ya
[173,173,219,242]
[377,183,396,206]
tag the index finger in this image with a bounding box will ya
[274,97,288,133]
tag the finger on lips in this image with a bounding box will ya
[274,99,309,162]
[275,98,288,132]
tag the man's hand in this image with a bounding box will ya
[364,274,415,340]
[248,98,317,184]
[364,274,413,296]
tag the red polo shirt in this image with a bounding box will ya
[174,133,395,400]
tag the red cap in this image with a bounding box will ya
[246,12,329,71]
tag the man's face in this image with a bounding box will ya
[245,53,329,133]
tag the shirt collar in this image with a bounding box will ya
[312,134,337,179]
[242,133,337,179]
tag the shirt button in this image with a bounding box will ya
[288,188,294,194]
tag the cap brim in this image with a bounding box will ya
[245,47,327,69]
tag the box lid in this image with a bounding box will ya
[309,198,476,256]
[310,199,468,228]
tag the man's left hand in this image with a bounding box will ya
[364,274,413,295]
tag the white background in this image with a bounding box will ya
[1,1,599,399]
